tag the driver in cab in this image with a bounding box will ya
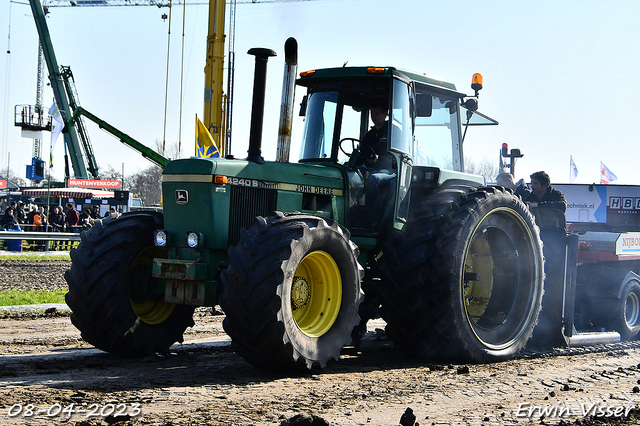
[352,101,396,217]
[358,103,394,170]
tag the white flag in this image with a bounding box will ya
[48,98,64,171]
[600,161,618,184]
[49,99,64,152]
[570,156,578,182]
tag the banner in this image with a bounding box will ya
[196,116,220,159]
[67,178,122,188]
[570,156,578,182]
[600,161,618,185]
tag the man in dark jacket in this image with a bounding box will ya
[49,206,66,232]
[1,205,16,229]
[15,201,26,224]
[65,203,80,232]
[525,171,566,228]
[525,171,568,347]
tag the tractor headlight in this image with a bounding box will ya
[186,231,200,248]
[154,230,167,247]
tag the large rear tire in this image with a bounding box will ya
[378,185,544,362]
[64,212,195,356]
[220,212,364,371]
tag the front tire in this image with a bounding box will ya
[64,212,195,356]
[220,212,364,370]
[378,185,544,362]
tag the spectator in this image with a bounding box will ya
[65,203,80,232]
[3,201,16,220]
[90,205,101,220]
[1,206,17,230]
[107,207,120,219]
[496,172,531,199]
[32,207,43,231]
[37,206,47,231]
[26,205,38,228]
[15,201,26,224]
[49,206,65,232]
[34,207,47,250]
[80,209,94,229]
[525,171,567,228]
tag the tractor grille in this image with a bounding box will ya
[228,186,277,246]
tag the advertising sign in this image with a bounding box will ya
[67,179,121,189]
[554,184,640,226]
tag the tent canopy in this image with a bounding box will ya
[21,188,115,199]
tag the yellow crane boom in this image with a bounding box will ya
[203,0,227,156]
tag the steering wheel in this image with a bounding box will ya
[339,137,376,158]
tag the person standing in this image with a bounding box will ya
[65,203,80,233]
[1,205,16,230]
[525,171,568,348]
[90,205,101,220]
[26,205,38,232]
[32,207,42,231]
[49,206,65,232]
[15,201,27,225]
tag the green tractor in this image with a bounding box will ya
[65,39,544,371]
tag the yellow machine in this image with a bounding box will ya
[203,0,228,156]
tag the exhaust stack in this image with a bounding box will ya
[246,47,277,164]
[276,37,298,163]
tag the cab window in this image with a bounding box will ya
[299,91,338,160]
[390,79,413,155]
[413,85,462,171]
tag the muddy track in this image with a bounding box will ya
[1,260,640,425]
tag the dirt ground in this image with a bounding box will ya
[1,259,640,426]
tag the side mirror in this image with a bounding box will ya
[463,98,478,111]
[415,93,432,117]
[299,95,308,117]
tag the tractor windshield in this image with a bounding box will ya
[299,81,391,164]
[298,79,463,172]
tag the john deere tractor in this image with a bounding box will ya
[65,39,544,371]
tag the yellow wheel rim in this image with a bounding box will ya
[462,206,540,349]
[130,298,175,325]
[291,250,342,337]
[129,246,175,325]
[464,233,494,319]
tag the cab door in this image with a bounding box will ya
[389,77,415,229]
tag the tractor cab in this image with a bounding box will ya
[297,67,477,235]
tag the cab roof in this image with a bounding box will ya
[297,66,460,93]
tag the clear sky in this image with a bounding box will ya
[1,0,639,185]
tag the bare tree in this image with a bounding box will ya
[0,168,27,187]
[154,140,184,162]
[465,157,501,183]
[128,165,162,205]
[98,164,126,189]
